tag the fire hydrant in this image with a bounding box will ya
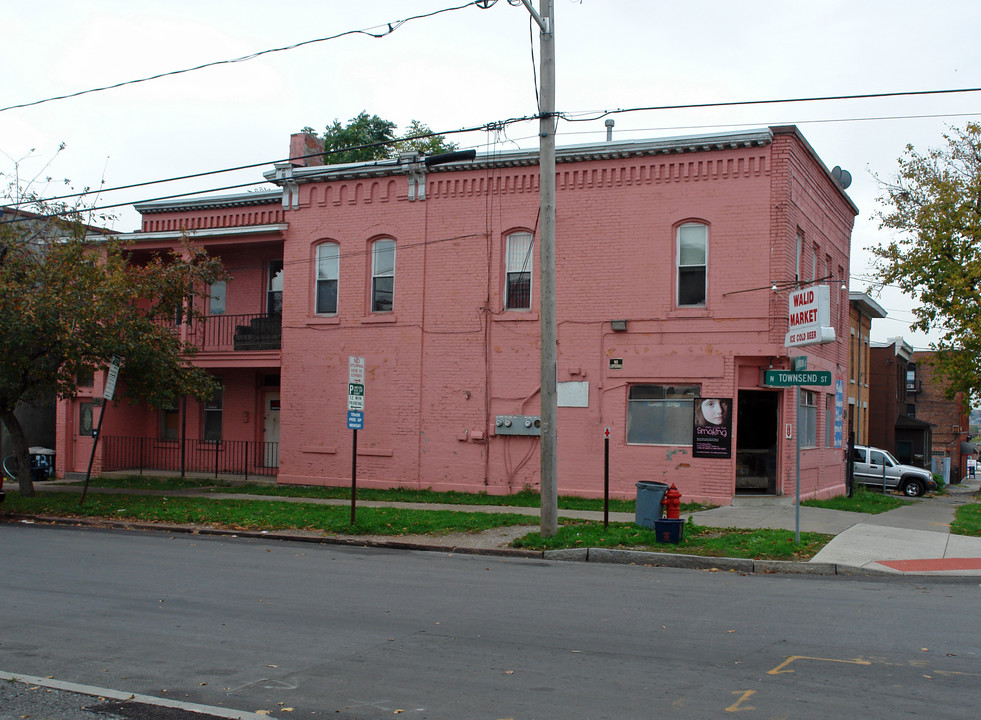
[662,484,682,519]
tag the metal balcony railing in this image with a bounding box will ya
[186,313,282,352]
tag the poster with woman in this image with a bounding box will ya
[692,397,732,458]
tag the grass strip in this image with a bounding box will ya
[951,503,981,537]
[2,494,535,537]
[801,488,911,514]
[508,521,829,560]
[62,474,715,514]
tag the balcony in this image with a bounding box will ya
[187,313,281,352]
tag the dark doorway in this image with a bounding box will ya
[736,390,779,494]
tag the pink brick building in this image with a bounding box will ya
[55,126,857,505]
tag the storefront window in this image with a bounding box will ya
[627,384,699,445]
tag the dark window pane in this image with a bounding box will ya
[678,267,706,306]
[317,279,337,314]
[506,272,531,309]
[372,277,394,312]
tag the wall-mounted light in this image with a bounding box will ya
[611,319,628,332]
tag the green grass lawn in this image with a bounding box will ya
[60,474,715,514]
[1,487,828,560]
[951,503,981,537]
[801,487,911,514]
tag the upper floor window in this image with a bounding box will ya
[315,243,339,315]
[677,223,707,307]
[209,281,226,316]
[505,232,533,310]
[267,261,284,317]
[371,239,395,312]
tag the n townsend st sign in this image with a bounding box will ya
[763,370,833,386]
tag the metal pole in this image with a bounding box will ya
[537,0,558,538]
[80,401,107,506]
[351,428,358,525]
[795,390,801,545]
[603,431,610,530]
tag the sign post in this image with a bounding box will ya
[603,427,611,529]
[763,367,832,545]
[80,355,121,505]
[348,357,365,525]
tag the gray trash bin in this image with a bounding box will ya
[635,481,669,529]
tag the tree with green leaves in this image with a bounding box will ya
[0,202,225,496]
[874,122,981,404]
[303,112,458,164]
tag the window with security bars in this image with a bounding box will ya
[505,232,533,310]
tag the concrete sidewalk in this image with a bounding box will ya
[686,477,981,576]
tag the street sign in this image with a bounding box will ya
[103,356,121,401]
[347,410,363,430]
[763,370,832,387]
[348,356,365,384]
[792,356,807,371]
[347,383,364,411]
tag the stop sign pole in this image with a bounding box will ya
[80,355,121,505]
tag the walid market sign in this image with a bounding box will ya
[785,285,835,348]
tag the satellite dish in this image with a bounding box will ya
[831,166,853,190]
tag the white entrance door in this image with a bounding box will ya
[263,392,280,467]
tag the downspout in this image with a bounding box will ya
[856,308,864,444]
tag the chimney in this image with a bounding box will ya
[290,132,325,167]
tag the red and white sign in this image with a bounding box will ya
[785,285,835,348]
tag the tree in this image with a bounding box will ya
[0,202,225,496]
[303,112,458,165]
[874,122,981,404]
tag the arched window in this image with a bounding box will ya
[315,243,339,314]
[371,239,395,312]
[505,232,533,310]
[677,223,707,307]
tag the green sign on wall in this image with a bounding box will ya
[763,370,832,387]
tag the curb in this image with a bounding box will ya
[5,512,897,577]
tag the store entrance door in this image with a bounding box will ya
[735,390,779,494]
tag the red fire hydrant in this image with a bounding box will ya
[662,484,682,519]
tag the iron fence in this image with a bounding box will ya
[102,436,278,479]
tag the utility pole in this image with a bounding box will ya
[536,0,557,538]
[483,0,557,537]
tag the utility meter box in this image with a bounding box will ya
[494,415,541,436]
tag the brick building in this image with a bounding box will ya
[847,292,886,445]
[55,126,857,505]
[909,351,972,482]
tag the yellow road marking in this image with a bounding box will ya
[725,690,756,712]
[768,656,871,675]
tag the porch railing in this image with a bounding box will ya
[102,436,279,479]
[186,313,282,352]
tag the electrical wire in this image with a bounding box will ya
[0,2,483,114]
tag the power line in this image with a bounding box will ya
[0,2,483,114]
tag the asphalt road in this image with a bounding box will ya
[2,522,979,719]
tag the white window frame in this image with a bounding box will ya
[505,232,533,310]
[676,223,707,307]
[203,383,223,443]
[371,239,395,312]
[800,389,817,448]
[315,243,339,315]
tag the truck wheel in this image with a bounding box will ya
[902,479,925,497]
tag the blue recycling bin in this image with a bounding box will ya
[635,481,669,529]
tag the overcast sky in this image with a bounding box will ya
[3,0,980,348]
